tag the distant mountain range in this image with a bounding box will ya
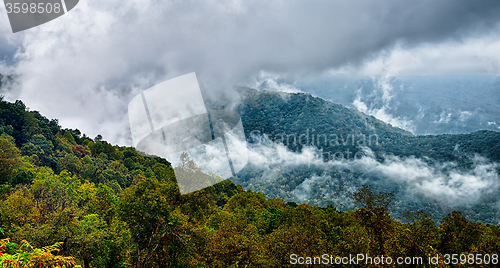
[232,87,500,223]
[236,87,500,165]
[291,75,500,135]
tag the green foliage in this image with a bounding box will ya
[351,185,394,255]
[0,94,499,267]
[118,177,182,267]
[0,238,80,268]
[0,134,21,184]
[438,211,485,254]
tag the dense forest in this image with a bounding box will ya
[1,92,500,267]
[236,87,500,164]
[234,88,500,224]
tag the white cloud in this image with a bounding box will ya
[1,1,500,145]
[351,153,500,207]
[248,71,302,94]
[352,76,416,132]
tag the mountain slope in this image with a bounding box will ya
[236,87,500,164]
[1,91,500,266]
[232,88,500,223]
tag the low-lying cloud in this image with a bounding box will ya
[239,135,500,213]
[1,1,500,145]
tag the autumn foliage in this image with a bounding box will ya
[0,98,499,267]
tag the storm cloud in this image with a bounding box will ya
[0,0,500,144]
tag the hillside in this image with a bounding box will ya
[232,88,500,223]
[1,92,500,266]
[236,87,500,164]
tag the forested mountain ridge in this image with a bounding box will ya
[236,87,500,165]
[1,91,500,266]
[232,88,500,224]
[0,96,239,267]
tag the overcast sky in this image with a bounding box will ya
[1,0,500,145]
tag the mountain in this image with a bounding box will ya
[237,87,500,164]
[1,91,500,266]
[232,87,500,223]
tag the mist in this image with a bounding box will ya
[236,134,500,220]
[1,0,500,145]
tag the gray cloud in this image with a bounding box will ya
[0,0,500,144]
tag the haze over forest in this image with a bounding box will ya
[1,1,500,266]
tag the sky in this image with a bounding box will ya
[1,0,500,145]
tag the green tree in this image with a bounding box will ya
[0,134,21,184]
[174,152,218,194]
[438,211,484,254]
[351,185,394,255]
[118,177,181,268]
